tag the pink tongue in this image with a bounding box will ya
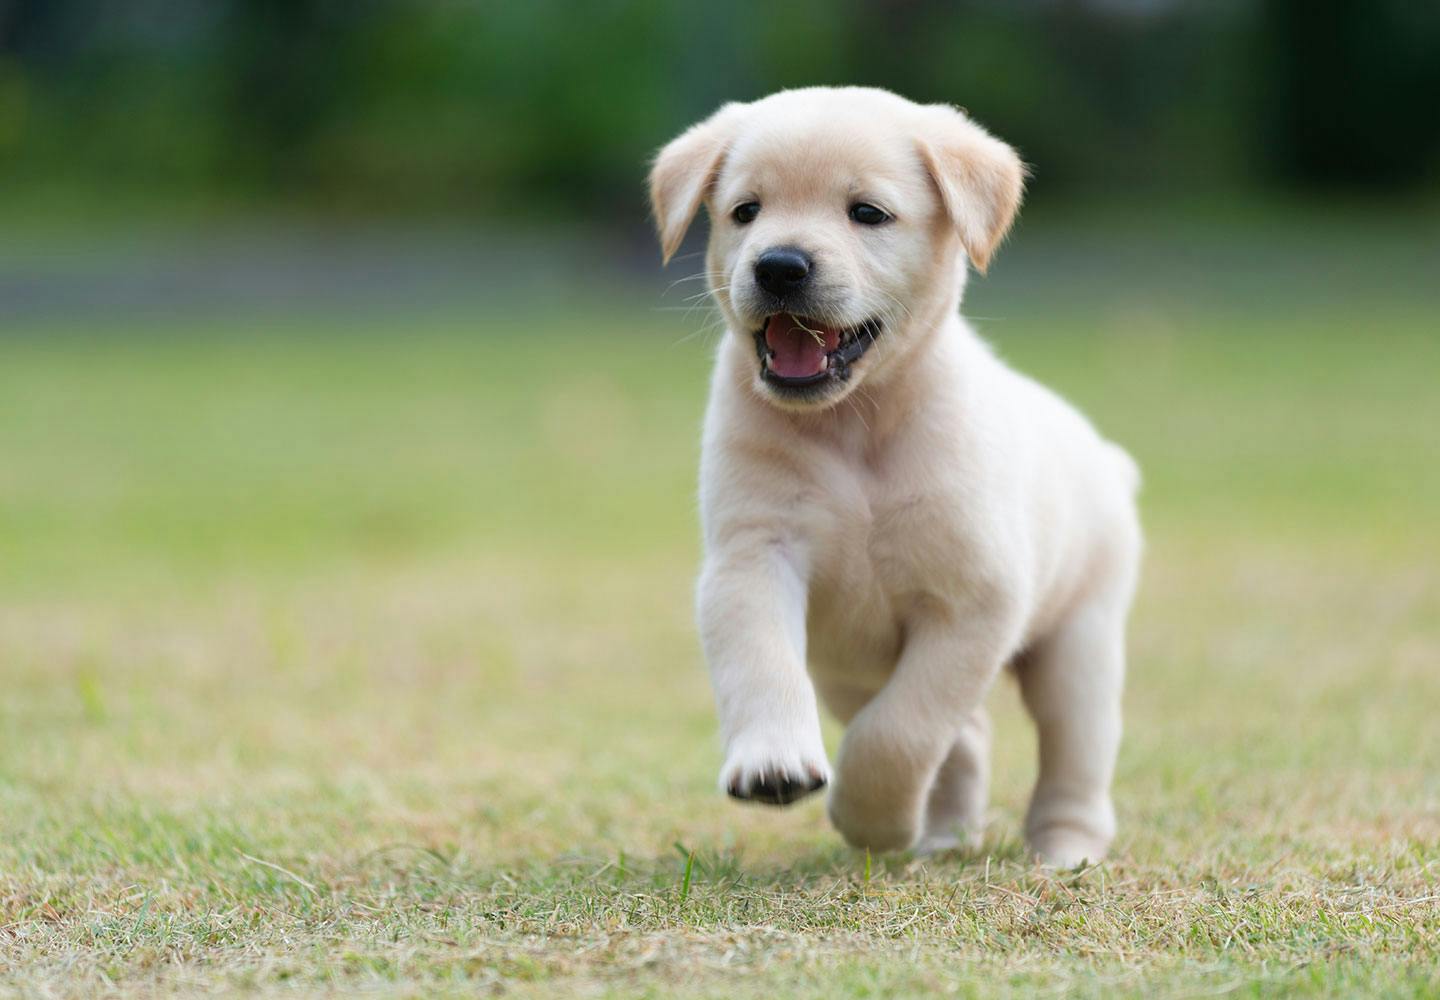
[764,315,840,379]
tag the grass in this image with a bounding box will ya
[2,225,1439,996]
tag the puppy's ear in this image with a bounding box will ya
[649,103,744,265]
[919,107,1026,273]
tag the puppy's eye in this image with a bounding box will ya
[732,202,760,224]
[848,203,890,226]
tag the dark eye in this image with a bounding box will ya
[848,203,890,226]
[732,202,760,224]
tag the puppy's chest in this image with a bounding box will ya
[802,480,968,682]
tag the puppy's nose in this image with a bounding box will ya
[754,247,812,296]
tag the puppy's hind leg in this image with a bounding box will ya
[915,707,991,855]
[1017,597,1128,868]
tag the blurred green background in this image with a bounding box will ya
[3,0,1440,219]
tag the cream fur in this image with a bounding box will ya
[650,87,1141,867]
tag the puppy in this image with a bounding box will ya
[649,87,1141,867]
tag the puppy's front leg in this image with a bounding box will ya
[698,539,829,806]
[828,618,1011,851]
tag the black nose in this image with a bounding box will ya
[754,247,812,297]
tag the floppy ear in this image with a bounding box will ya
[648,103,744,265]
[918,107,1026,273]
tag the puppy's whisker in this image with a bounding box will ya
[662,268,730,302]
[673,287,732,328]
[669,306,729,348]
[842,391,872,433]
[679,281,732,305]
[663,273,710,294]
[666,249,708,264]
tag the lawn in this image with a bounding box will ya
[2,218,1439,997]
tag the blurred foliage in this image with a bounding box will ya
[0,0,1437,221]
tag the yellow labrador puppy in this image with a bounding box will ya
[649,87,1141,867]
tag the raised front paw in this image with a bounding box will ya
[720,733,830,807]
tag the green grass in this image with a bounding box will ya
[2,262,1439,996]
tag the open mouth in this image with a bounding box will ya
[752,314,884,390]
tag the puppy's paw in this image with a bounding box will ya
[720,733,830,807]
[827,787,919,853]
[913,825,983,857]
[1028,827,1110,869]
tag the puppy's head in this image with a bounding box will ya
[650,87,1024,409]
